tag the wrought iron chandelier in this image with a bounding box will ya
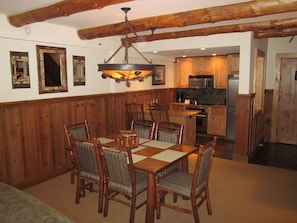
[98,7,155,87]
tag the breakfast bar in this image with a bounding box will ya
[144,109,199,146]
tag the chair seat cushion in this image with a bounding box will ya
[158,171,206,197]
[156,163,178,179]
[109,172,147,194]
[81,171,100,181]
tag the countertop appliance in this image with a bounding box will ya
[226,74,239,141]
[189,75,214,89]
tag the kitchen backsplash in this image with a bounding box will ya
[176,88,226,105]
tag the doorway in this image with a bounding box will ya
[271,53,297,145]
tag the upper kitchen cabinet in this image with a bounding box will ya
[175,57,194,88]
[213,56,228,89]
[175,56,228,88]
[227,54,240,74]
[175,57,214,88]
[191,57,214,74]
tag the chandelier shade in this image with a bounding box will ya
[99,64,155,81]
[98,7,155,86]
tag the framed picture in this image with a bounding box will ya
[152,65,165,85]
[10,51,30,88]
[73,55,85,86]
[36,45,68,94]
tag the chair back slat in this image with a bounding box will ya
[192,138,216,195]
[103,149,132,186]
[155,122,183,144]
[73,140,100,180]
[126,103,145,121]
[131,120,155,139]
[64,120,90,146]
[149,103,169,122]
[69,127,89,139]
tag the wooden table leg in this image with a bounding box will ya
[145,172,155,223]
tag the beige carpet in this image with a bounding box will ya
[24,155,297,223]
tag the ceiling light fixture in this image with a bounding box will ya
[98,7,155,87]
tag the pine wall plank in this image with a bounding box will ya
[0,89,174,188]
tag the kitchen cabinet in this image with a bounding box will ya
[207,105,227,136]
[175,56,228,88]
[213,56,228,89]
[227,54,240,74]
[175,57,194,88]
[191,57,214,74]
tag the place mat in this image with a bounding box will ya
[131,145,146,153]
[131,154,147,163]
[142,140,175,149]
[97,137,114,144]
[151,149,186,163]
[102,146,146,164]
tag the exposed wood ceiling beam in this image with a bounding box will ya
[122,17,297,43]
[7,0,297,40]
[78,0,297,40]
[8,0,132,27]
[254,27,297,38]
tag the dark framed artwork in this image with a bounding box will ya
[10,51,30,88]
[152,65,165,85]
[36,45,68,94]
[73,55,85,86]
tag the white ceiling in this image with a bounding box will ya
[0,0,295,57]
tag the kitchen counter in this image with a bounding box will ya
[144,109,198,146]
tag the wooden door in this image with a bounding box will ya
[272,54,297,144]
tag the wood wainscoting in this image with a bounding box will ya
[234,93,265,161]
[0,89,175,188]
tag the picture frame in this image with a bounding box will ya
[73,55,85,86]
[10,51,30,88]
[152,65,165,85]
[36,45,68,94]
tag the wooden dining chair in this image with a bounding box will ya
[154,121,184,178]
[131,119,156,139]
[64,120,91,184]
[155,136,217,223]
[70,137,105,214]
[149,103,169,122]
[126,102,145,123]
[99,145,147,223]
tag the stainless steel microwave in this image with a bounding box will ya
[189,75,214,89]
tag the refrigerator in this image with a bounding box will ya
[226,74,239,141]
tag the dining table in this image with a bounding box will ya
[98,135,198,223]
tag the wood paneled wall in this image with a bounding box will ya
[0,89,175,188]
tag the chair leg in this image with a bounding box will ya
[191,198,200,223]
[103,189,109,217]
[98,183,103,213]
[129,196,136,223]
[205,188,212,215]
[75,179,81,204]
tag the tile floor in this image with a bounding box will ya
[196,136,297,171]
